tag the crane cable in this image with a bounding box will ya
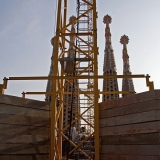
[66,0,80,159]
[54,0,58,35]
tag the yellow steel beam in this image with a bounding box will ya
[82,0,93,6]
[77,88,93,100]
[8,74,146,80]
[62,118,77,132]
[63,101,94,128]
[61,7,92,31]
[64,37,93,60]
[0,84,4,94]
[56,73,63,124]
[58,0,67,157]
[0,77,8,94]
[55,140,60,160]
[149,81,154,90]
[50,0,62,159]
[22,92,25,98]
[81,104,94,116]
[61,32,93,36]
[68,133,94,156]
[59,50,67,59]
[92,0,99,159]
[78,63,93,76]
[3,77,8,89]
[22,91,135,97]
[63,49,93,53]
[55,71,94,100]
[146,74,150,86]
[66,28,94,50]
[146,74,154,91]
[57,80,63,159]
[62,133,91,160]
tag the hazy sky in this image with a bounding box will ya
[0,0,160,101]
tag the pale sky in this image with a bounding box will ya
[0,0,160,101]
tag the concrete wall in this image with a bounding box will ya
[0,94,50,160]
[99,90,160,160]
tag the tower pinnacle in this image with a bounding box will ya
[103,15,112,39]
[68,15,76,58]
[103,14,112,25]
[51,36,55,46]
[120,34,129,45]
[45,36,56,102]
[102,14,119,102]
[63,16,79,129]
[120,35,135,97]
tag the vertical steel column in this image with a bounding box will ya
[0,84,4,94]
[57,0,68,158]
[50,0,62,159]
[92,0,99,159]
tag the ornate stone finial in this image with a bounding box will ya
[103,15,112,38]
[69,15,77,26]
[103,14,112,24]
[120,35,129,61]
[121,34,135,96]
[68,16,76,48]
[51,36,56,46]
[120,35,129,45]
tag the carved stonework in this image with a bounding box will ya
[45,37,55,102]
[51,36,56,46]
[103,15,112,38]
[102,14,119,102]
[69,15,77,25]
[120,35,135,97]
[103,14,112,24]
[120,35,129,45]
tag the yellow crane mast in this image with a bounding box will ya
[51,0,99,159]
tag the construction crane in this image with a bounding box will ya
[50,0,99,159]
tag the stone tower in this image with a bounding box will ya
[102,14,119,101]
[63,16,79,129]
[45,16,80,129]
[120,35,135,97]
[45,36,55,102]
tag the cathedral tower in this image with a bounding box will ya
[102,15,119,101]
[63,16,79,129]
[120,35,135,97]
[45,16,79,129]
[45,36,55,102]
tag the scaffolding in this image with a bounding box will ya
[51,0,99,159]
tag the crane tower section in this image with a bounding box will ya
[50,0,99,159]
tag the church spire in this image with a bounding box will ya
[120,35,135,97]
[45,36,55,102]
[63,15,79,129]
[68,15,76,58]
[102,15,119,102]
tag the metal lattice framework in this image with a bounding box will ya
[50,0,99,159]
